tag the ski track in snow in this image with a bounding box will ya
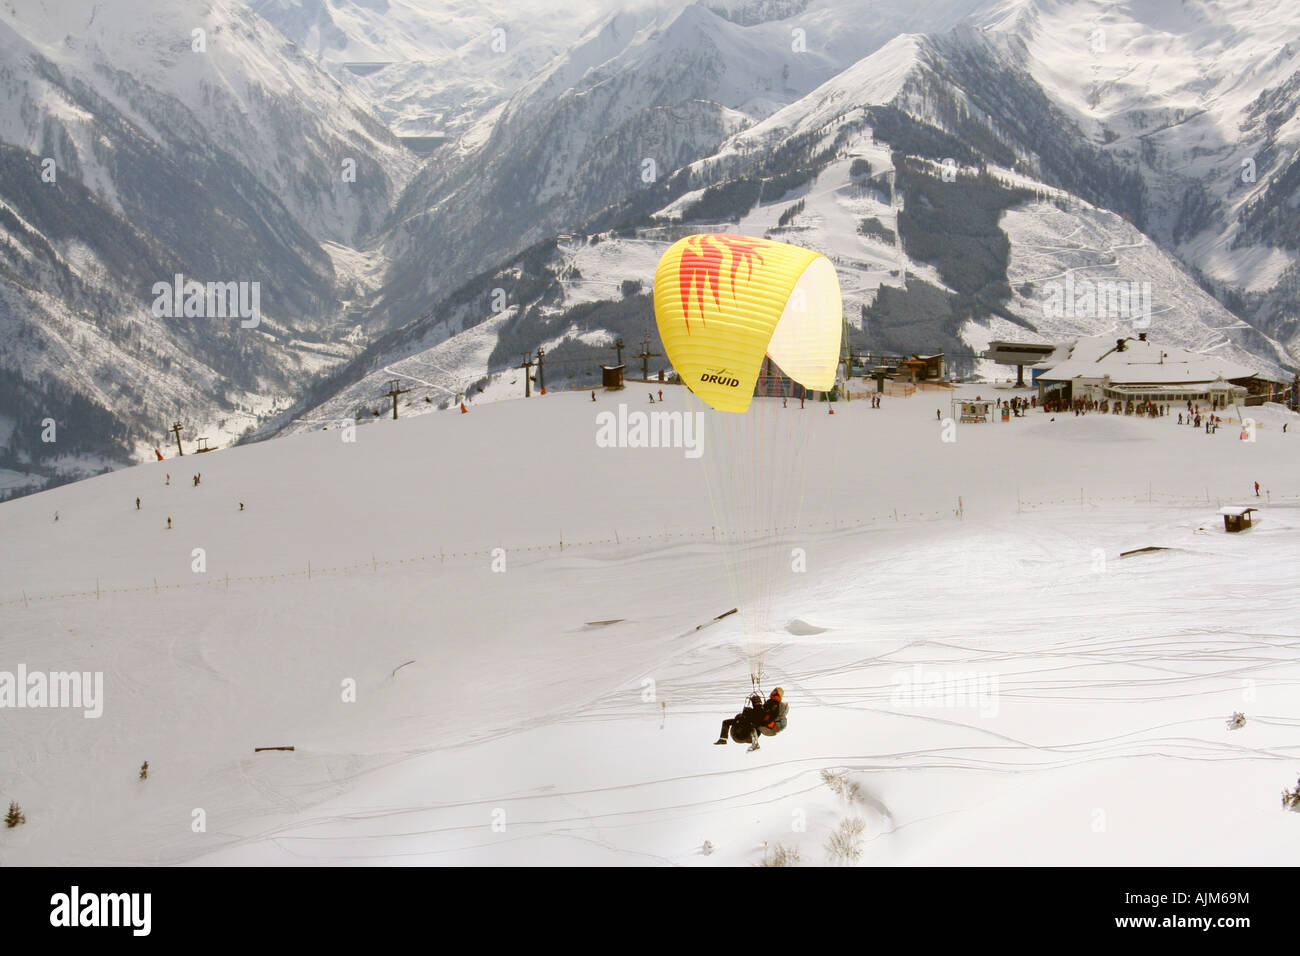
[204,540,1300,864]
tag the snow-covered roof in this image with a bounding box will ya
[1105,381,1246,395]
[1037,336,1256,385]
[1030,344,1072,370]
[1218,506,1258,516]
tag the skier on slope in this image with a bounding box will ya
[714,687,788,752]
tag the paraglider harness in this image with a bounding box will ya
[740,674,765,729]
[714,675,787,750]
[745,675,787,735]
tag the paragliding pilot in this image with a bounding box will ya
[714,687,787,752]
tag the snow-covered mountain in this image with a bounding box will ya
[3,0,415,245]
[0,0,415,494]
[371,0,997,332]
[278,18,1293,433]
[249,0,622,140]
[250,0,994,140]
[972,0,1300,359]
[2,0,1298,498]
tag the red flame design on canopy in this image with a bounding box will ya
[679,235,766,331]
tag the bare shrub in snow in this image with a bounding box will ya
[825,817,867,864]
[1227,712,1246,730]
[821,768,861,804]
[1283,777,1300,812]
[760,842,800,867]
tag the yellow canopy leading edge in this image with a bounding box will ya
[653,233,843,413]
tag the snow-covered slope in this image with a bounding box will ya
[1001,202,1284,356]
[3,386,1298,865]
[976,0,1300,359]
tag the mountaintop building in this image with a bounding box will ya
[1032,334,1265,407]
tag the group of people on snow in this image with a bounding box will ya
[128,470,244,530]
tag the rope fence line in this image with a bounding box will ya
[1017,490,1299,512]
[4,490,1294,609]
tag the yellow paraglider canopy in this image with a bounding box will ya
[653,234,842,412]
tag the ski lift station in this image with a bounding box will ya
[985,341,1059,387]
